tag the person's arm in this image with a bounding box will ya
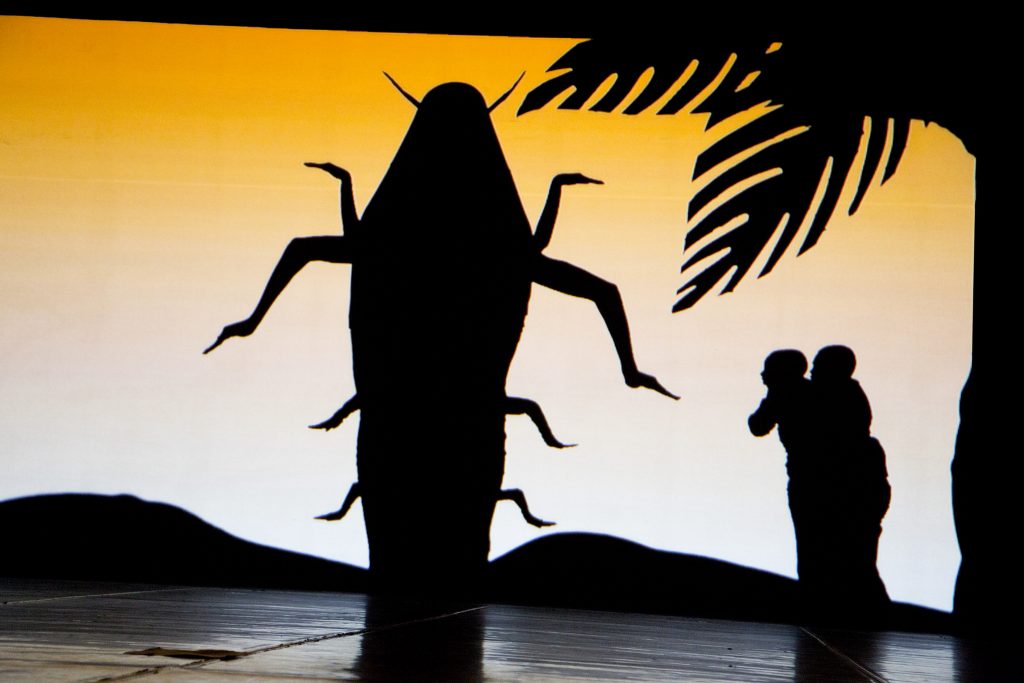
[748,396,777,436]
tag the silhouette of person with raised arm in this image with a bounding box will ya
[751,346,892,622]
[748,350,828,602]
[810,345,890,616]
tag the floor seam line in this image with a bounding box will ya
[800,626,889,683]
[89,605,487,680]
[244,605,488,657]
[2,587,194,606]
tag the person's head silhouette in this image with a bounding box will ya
[812,345,856,383]
[761,349,808,388]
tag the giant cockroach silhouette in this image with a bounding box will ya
[205,76,675,592]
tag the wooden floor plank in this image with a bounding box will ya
[0,578,178,605]
[809,627,996,683]
[0,583,373,681]
[195,603,873,682]
[0,579,984,682]
[479,605,869,682]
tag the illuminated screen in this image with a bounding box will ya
[0,17,972,610]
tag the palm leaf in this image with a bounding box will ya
[518,37,768,118]
[678,108,910,311]
[518,38,911,312]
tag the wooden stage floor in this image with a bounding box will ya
[0,578,1000,681]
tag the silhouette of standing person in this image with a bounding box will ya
[810,345,891,618]
[748,350,829,604]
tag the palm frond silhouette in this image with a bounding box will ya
[519,34,917,311]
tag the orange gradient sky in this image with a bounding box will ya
[0,17,973,610]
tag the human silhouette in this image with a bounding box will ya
[810,345,890,618]
[748,350,827,601]
[751,346,891,622]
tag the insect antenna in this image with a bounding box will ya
[487,72,526,112]
[383,72,420,108]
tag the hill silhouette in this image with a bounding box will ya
[490,532,797,621]
[0,493,367,591]
[489,532,949,632]
[2,494,950,632]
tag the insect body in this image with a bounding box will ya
[206,78,675,593]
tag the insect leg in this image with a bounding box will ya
[533,173,603,252]
[304,162,360,236]
[310,394,361,431]
[204,236,353,354]
[533,255,678,399]
[505,396,575,448]
[315,482,362,521]
[497,488,555,528]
